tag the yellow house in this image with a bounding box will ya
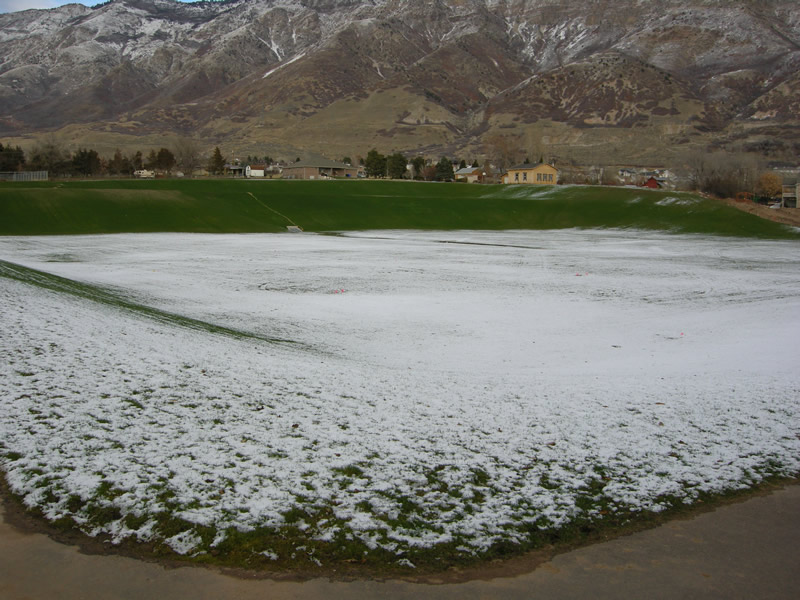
[503,163,559,185]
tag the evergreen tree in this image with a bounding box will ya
[108,149,126,175]
[434,156,454,181]
[208,147,225,174]
[364,149,387,178]
[120,155,133,176]
[459,159,467,169]
[0,142,26,171]
[131,151,143,171]
[411,156,426,179]
[156,147,176,173]
[72,148,101,176]
[144,149,158,170]
[386,152,408,179]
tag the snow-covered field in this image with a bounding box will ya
[1,230,799,563]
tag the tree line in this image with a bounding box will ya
[0,140,180,177]
[361,149,485,181]
[0,137,222,177]
[683,150,787,200]
[1,139,475,182]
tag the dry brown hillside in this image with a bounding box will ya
[1,0,798,164]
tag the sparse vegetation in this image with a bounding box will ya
[685,150,760,198]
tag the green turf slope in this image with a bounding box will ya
[0,179,797,238]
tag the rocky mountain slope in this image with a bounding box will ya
[1,0,798,165]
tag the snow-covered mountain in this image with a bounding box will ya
[1,0,798,163]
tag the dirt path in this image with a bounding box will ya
[720,198,800,228]
[2,484,799,599]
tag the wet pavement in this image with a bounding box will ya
[1,485,798,599]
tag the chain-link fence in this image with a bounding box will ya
[0,171,48,182]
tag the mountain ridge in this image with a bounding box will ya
[1,0,798,165]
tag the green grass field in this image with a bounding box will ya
[1,179,797,238]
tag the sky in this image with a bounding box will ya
[0,0,194,13]
[1,1,86,12]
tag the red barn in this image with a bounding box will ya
[643,177,661,189]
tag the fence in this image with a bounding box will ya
[0,171,49,182]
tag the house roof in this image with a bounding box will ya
[455,167,481,175]
[284,159,354,169]
[507,162,559,171]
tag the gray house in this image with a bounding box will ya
[781,181,798,208]
[282,159,359,180]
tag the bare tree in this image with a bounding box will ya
[522,130,544,164]
[172,137,202,177]
[484,134,522,173]
[28,135,70,175]
[684,150,760,198]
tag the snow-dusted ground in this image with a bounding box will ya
[1,230,799,561]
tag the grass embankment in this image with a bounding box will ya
[0,260,297,345]
[1,179,797,238]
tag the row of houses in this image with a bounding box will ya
[451,163,677,188]
[618,167,672,185]
[453,163,559,185]
[220,158,757,194]
[262,160,676,189]
[238,159,564,186]
[224,159,362,180]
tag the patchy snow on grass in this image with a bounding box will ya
[1,230,799,560]
[655,196,699,206]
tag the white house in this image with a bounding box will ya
[246,164,266,178]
